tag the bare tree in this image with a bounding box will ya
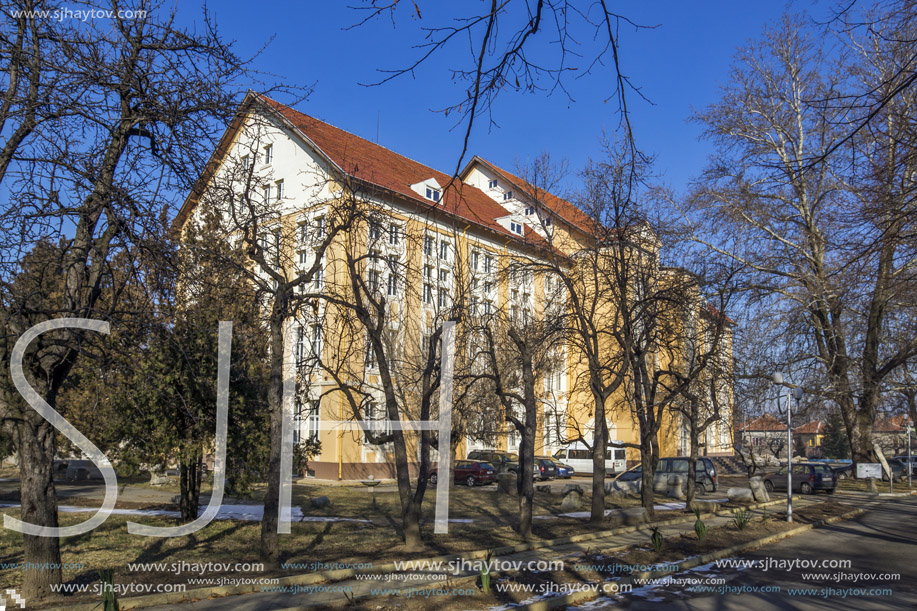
[0,1,251,598]
[692,12,917,470]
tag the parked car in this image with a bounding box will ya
[552,441,627,476]
[893,456,917,476]
[551,460,575,479]
[616,457,718,494]
[428,460,496,487]
[467,450,520,474]
[882,459,909,481]
[763,462,837,494]
[534,457,557,480]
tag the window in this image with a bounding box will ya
[365,338,376,367]
[438,289,449,307]
[470,296,478,314]
[310,324,323,358]
[483,300,492,315]
[293,399,303,444]
[425,187,441,202]
[484,281,493,294]
[423,283,433,304]
[439,240,449,261]
[263,144,273,164]
[295,327,306,365]
[524,206,535,216]
[423,235,434,256]
[275,179,284,201]
[484,255,493,273]
[299,222,309,244]
[387,273,397,296]
[297,250,308,268]
[314,259,324,288]
[262,184,271,203]
[368,269,380,292]
[389,224,400,245]
[241,154,251,170]
[470,250,480,271]
[365,401,391,438]
[438,269,449,284]
[306,401,320,442]
[544,411,557,446]
[423,265,433,280]
[315,216,325,237]
[488,179,499,189]
[543,216,552,226]
[510,222,523,235]
[503,191,513,201]
[369,220,381,240]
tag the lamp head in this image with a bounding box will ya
[793,387,803,401]
[772,373,784,385]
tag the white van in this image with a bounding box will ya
[553,441,627,476]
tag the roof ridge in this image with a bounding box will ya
[258,93,456,183]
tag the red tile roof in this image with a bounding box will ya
[465,156,597,235]
[793,420,824,435]
[258,94,548,247]
[874,415,907,433]
[737,413,788,432]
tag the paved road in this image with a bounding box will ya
[607,495,917,610]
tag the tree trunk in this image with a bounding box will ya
[260,315,285,565]
[16,418,61,600]
[640,430,659,517]
[685,426,698,508]
[589,389,607,525]
[517,416,535,539]
[179,452,202,522]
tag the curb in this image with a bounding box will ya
[516,506,867,610]
[41,498,785,611]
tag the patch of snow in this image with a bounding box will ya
[0,502,372,523]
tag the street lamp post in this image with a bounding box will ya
[908,419,914,490]
[773,373,794,523]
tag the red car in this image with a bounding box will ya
[428,460,496,487]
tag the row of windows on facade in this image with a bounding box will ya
[292,397,392,445]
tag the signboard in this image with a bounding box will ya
[857,463,882,479]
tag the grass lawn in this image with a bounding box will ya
[0,482,697,608]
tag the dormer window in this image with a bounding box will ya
[510,221,523,235]
[503,191,513,201]
[425,187,441,202]
[488,179,498,189]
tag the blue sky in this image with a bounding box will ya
[191,1,830,199]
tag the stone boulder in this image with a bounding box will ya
[149,469,171,486]
[561,483,584,496]
[614,480,641,495]
[689,500,718,513]
[622,506,648,526]
[560,490,582,511]
[535,485,553,494]
[748,476,770,502]
[667,474,686,500]
[726,487,754,504]
[310,496,332,509]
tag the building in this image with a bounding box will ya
[793,420,825,458]
[175,92,734,479]
[737,414,788,459]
